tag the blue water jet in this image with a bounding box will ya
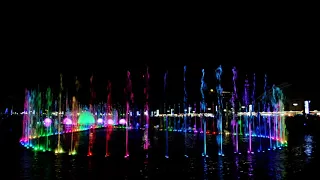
[215,65,224,156]
[200,69,207,157]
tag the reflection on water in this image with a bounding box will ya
[13,130,319,179]
[304,135,313,157]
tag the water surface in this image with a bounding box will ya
[4,128,319,180]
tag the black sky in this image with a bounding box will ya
[1,13,319,110]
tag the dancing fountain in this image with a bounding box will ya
[20,65,288,158]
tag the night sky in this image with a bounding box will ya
[1,20,318,111]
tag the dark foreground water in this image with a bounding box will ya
[1,118,319,179]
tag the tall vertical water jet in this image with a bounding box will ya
[215,65,224,156]
[262,74,267,136]
[200,69,208,157]
[74,76,80,129]
[66,89,69,113]
[243,76,252,153]
[164,71,169,158]
[89,74,96,117]
[211,102,215,133]
[22,89,30,145]
[124,71,133,158]
[258,102,262,152]
[143,67,150,152]
[243,76,249,136]
[36,88,41,149]
[55,73,64,154]
[194,103,197,132]
[65,90,73,132]
[267,104,272,150]
[231,67,238,153]
[87,74,96,156]
[105,80,112,157]
[178,104,181,130]
[29,90,38,138]
[173,104,177,131]
[45,87,52,150]
[75,76,80,103]
[248,74,255,153]
[238,102,242,135]
[199,103,202,133]
[69,96,77,155]
[279,93,287,146]
[271,85,278,148]
[183,66,188,157]
[29,91,35,138]
[279,88,286,147]
[251,74,256,135]
[271,85,285,148]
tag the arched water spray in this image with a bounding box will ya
[215,65,224,156]
[200,69,208,157]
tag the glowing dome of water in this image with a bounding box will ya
[107,119,114,125]
[43,118,52,127]
[63,118,72,125]
[78,112,95,125]
[119,118,126,125]
[97,118,103,124]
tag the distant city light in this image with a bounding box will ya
[304,100,310,114]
